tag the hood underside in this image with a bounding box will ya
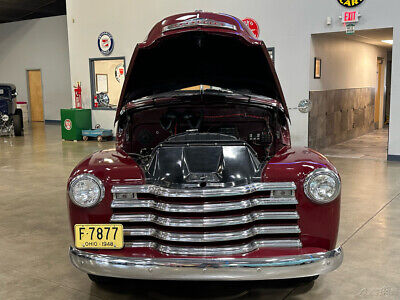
[116,12,288,121]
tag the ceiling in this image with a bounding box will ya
[0,0,66,23]
[318,28,394,49]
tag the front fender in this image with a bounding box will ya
[263,146,341,251]
[67,149,145,237]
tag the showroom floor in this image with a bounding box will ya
[320,127,389,161]
[0,123,399,300]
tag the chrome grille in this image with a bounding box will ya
[110,182,301,256]
[122,240,302,256]
[123,225,300,242]
[111,197,298,212]
[110,211,299,227]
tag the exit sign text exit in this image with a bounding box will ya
[342,11,359,23]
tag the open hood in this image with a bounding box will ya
[116,12,287,121]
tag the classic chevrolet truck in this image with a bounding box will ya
[68,11,343,283]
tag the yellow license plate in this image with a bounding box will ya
[74,224,124,249]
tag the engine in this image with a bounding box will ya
[119,101,290,165]
[144,132,262,188]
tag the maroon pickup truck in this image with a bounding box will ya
[67,11,342,283]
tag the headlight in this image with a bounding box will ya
[1,114,9,122]
[68,174,105,207]
[304,168,341,204]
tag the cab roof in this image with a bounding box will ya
[0,83,16,90]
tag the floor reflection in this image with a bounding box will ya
[90,278,316,299]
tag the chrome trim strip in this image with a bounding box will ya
[69,246,343,280]
[162,18,237,33]
[111,182,296,198]
[123,239,302,255]
[111,211,299,227]
[111,197,298,212]
[123,225,300,243]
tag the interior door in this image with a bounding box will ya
[28,70,44,122]
[374,58,384,129]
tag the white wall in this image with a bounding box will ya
[65,0,312,145]
[65,0,400,156]
[0,16,71,121]
[310,35,387,91]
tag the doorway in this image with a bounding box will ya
[374,57,385,129]
[27,70,44,122]
[89,57,125,110]
[309,28,393,160]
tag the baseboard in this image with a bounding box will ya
[45,120,61,124]
[387,155,400,162]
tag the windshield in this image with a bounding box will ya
[0,88,9,99]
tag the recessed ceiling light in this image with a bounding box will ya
[382,40,393,45]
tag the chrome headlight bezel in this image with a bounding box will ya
[1,114,9,122]
[68,174,105,208]
[304,168,341,204]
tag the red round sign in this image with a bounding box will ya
[242,18,259,38]
[64,119,72,131]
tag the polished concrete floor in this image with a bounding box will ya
[0,123,399,299]
[320,127,389,161]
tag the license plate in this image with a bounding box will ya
[74,224,124,249]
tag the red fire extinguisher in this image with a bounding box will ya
[74,82,82,109]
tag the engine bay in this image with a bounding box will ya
[118,102,289,169]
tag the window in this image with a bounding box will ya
[89,57,125,109]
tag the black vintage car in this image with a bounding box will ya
[0,83,23,136]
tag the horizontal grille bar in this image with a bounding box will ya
[111,211,299,227]
[124,239,302,255]
[111,197,298,213]
[123,225,300,243]
[111,182,296,198]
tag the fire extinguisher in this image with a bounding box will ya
[74,82,82,109]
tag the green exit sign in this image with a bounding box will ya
[346,24,356,35]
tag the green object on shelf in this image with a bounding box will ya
[60,109,92,141]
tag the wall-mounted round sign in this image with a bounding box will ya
[242,18,259,38]
[115,63,125,83]
[64,119,72,131]
[97,31,114,55]
[337,0,364,7]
